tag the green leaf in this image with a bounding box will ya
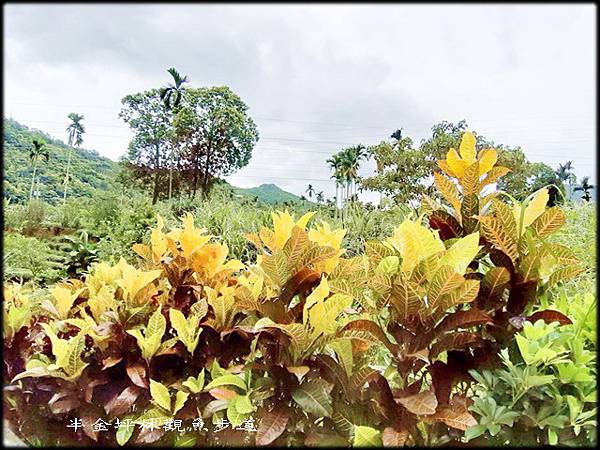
[375,256,399,276]
[182,370,205,394]
[226,397,249,428]
[174,433,197,447]
[150,379,171,412]
[353,425,382,447]
[173,390,189,415]
[234,394,254,414]
[291,380,333,417]
[204,374,247,392]
[116,414,136,446]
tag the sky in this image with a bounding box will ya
[3,3,596,202]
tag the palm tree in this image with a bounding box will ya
[390,128,403,142]
[306,184,315,199]
[316,191,324,204]
[160,67,189,110]
[160,67,189,200]
[556,161,576,200]
[574,176,594,202]
[29,139,49,200]
[64,113,85,203]
[327,155,343,218]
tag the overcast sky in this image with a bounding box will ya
[4,3,596,201]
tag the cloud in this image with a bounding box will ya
[4,4,596,200]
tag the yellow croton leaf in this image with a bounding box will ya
[512,188,549,234]
[51,285,85,319]
[477,149,498,176]
[86,261,123,295]
[178,213,212,258]
[459,131,477,164]
[87,284,117,322]
[386,218,445,274]
[150,214,169,261]
[438,232,482,275]
[116,263,162,303]
[271,210,316,250]
[308,221,346,249]
[308,221,346,273]
[446,148,469,179]
[303,277,329,322]
[191,243,236,278]
[438,131,498,179]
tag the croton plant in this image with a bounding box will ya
[3,132,583,447]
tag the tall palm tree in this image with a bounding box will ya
[160,67,189,110]
[64,113,85,203]
[306,184,315,199]
[29,139,49,200]
[574,176,594,202]
[160,67,189,199]
[327,155,343,218]
[316,191,324,204]
[390,128,403,142]
[555,161,576,200]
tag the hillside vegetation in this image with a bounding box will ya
[3,118,119,203]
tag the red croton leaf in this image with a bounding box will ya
[126,362,149,389]
[527,309,572,326]
[255,406,290,446]
[104,385,142,416]
[429,210,462,241]
[80,405,101,442]
[49,392,80,414]
[430,332,482,359]
[429,395,477,431]
[209,387,238,400]
[434,309,493,335]
[340,319,399,355]
[382,427,409,447]
[279,268,321,306]
[101,355,123,370]
[396,390,438,416]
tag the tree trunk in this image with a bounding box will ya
[152,145,160,205]
[202,150,212,200]
[29,165,37,200]
[168,168,173,200]
[63,148,72,204]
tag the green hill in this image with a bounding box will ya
[3,118,119,203]
[232,183,312,205]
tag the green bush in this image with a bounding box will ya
[3,233,63,284]
[467,310,597,446]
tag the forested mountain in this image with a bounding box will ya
[3,118,118,203]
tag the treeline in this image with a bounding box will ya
[323,120,594,216]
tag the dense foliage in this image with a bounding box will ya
[3,118,118,204]
[3,132,594,447]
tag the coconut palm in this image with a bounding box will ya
[306,184,315,199]
[64,113,85,203]
[574,176,594,202]
[390,128,403,142]
[316,191,324,204]
[29,139,49,200]
[160,67,189,110]
[556,161,576,199]
[327,154,343,218]
[160,67,189,199]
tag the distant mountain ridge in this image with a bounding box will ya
[233,183,312,205]
[2,118,309,205]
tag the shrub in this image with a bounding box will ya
[2,132,588,447]
[3,233,63,284]
[466,316,596,446]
